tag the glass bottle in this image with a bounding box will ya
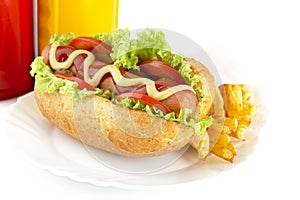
[38,0,119,53]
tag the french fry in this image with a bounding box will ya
[224,117,238,132]
[219,84,256,139]
[241,84,252,101]
[222,125,231,135]
[223,84,243,116]
[196,84,256,162]
[210,84,256,162]
[238,115,252,127]
[211,132,236,163]
[242,102,256,116]
[231,125,246,140]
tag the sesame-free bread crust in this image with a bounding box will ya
[34,58,216,157]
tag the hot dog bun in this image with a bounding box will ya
[34,58,216,157]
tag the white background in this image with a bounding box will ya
[1,0,300,199]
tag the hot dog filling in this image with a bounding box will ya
[30,29,212,135]
[49,41,195,101]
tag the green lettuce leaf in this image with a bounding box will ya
[91,32,112,45]
[30,56,111,99]
[49,33,74,45]
[97,28,170,70]
[92,28,130,47]
[113,96,212,135]
[157,50,202,99]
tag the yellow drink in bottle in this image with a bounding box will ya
[38,0,119,53]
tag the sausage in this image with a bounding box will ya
[161,90,199,116]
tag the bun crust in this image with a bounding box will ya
[34,59,216,157]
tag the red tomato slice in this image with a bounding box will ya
[138,60,187,84]
[69,36,112,53]
[54,72,95,91]
[68,36,113,64]
[115,92,172,115]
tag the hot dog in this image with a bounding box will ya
[30,28,219,157]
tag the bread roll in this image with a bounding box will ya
[34,58,216,157]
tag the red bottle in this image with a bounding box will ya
[0,0,34,100]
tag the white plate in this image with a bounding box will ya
[3,29,266,189]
